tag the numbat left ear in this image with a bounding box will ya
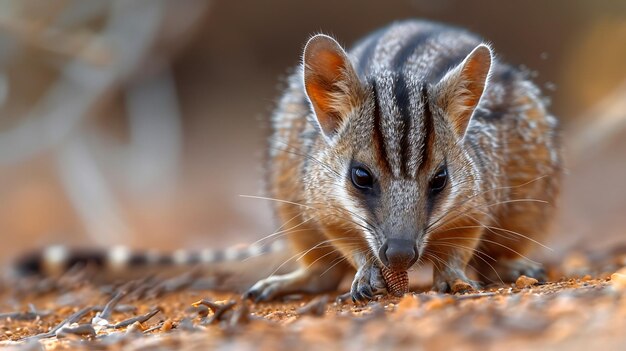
[303,34,362,140]
[435,44,492,139]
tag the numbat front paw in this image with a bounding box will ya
[350,263,387,303]
[433,268,481,294]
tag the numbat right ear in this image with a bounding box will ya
[303,34,362,140]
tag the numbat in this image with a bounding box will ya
[14,20,561,302]
[246,19,561,302]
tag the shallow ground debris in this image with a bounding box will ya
[515,275,539,289]
[1,251,626,350]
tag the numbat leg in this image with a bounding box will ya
[245,264,345,302]
[427,227,482,293]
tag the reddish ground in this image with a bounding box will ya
[1,250,626,351]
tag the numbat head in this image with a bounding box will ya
[302,34,492,271]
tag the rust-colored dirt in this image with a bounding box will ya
[1,251,626,351]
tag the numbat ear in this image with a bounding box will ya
[435,44,492,139]
[303,34,361,139]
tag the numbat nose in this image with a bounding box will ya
[379,239,418,271]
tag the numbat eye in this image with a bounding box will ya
[430,167,448,194]
[351,166,374,190]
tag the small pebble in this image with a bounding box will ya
[161,319,174,332]
[515,275,539,289]
[610,267,626,291]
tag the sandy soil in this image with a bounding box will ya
[1,249,625,351]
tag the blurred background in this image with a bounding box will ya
[0,0,624,265]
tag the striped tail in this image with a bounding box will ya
[12,241,291,288]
